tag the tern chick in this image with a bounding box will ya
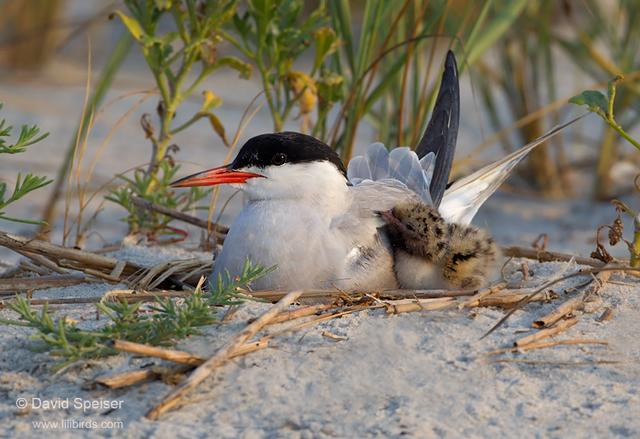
[381,201,498,289]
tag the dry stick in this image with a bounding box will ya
[111,339,268,366]
[491,358,620,366]
[0,275,91,294]
[267,304,336,325]
[265,305,382,339]
[597,308,614,322]
[95,369,156,389]
[474,291,555,307]
[385,297,457,314]
[131,197,227,242]
[95,340,270,390]
[482,265,636,339]
[0,291,193,308]
[514,317,578,348]
[18,259,51,276]
[248,287,478,302]
[501,246,603,267]
[0,230,142,277]
[146,290,302,420]
[16,249,69,274]
[486,339,609,356]
[533,271,612,328]
[458,282,507,309]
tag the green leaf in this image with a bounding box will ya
[218,56,253,79]
[313,27,339,72]
[463,0,528,70]
[110,10,146,41]
[569,90,608,117]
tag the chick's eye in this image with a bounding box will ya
[272,153,287,166]
[406,223,415,232]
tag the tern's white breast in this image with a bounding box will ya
[212,198,351,289]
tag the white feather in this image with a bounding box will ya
[441,114,586,224]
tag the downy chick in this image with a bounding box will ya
[380,201,498,289]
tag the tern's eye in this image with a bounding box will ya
[272,153,287,166]
[406,223,415,232]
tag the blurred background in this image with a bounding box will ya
[1,0,639,266]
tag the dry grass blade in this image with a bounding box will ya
[264,305,384,339]
[266,304,336,325]
[0,230,142,278]
[514,318,578,348]
[146,290,302,420]
[501,246,603,267]
[15,250,69,274]
[482,265,635,339]
[384,297,457,314]
[131,197,228,242]
[533,271,611,328]
[132,258,210,291]
[486,339,609,356]
[474,290,556,307]
[248,287,478,302]
[94,368,157,389]
[0,275,91,294]
[111,339,268,366]
[597,308,614,322]
[0,291,193,308]
[458,282,507,309]
[491,358,620,366]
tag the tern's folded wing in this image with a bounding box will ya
[347,144,434,205]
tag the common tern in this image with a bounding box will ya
[172,51,582,291]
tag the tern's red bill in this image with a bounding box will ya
[170,165,264,187]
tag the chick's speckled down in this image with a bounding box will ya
[382,201,498,289]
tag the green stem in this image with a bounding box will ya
[609,121,640,151]
[170,112,206,135]
[631,214,640,268]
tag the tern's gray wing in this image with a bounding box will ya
[347,144,434,205]
[415,50,460,207]
[440,114,587,225]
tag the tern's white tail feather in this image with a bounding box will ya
[441,113,587,225]
[347,143,435,204]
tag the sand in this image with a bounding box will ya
[0,248,639,438]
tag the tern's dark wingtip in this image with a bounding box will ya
[445,49,457,66]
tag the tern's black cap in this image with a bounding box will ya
[231,132,347,177]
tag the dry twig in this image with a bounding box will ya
[458,282,507,308]
[0,275,91,294]
[514,318,578,348]
[131,197,227,243]
[533,271,611,328]
[501,246,603,267]
[146,290,302,420]
[487,338,608,356]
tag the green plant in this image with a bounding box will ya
[226,0,339,133]
[570,76,640,152]
[0,104,52,225]
[109,0,251,235]
[0,259,273,369]
[106,161,210,239]
[572,77,640,268]
[323,0,527,162]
